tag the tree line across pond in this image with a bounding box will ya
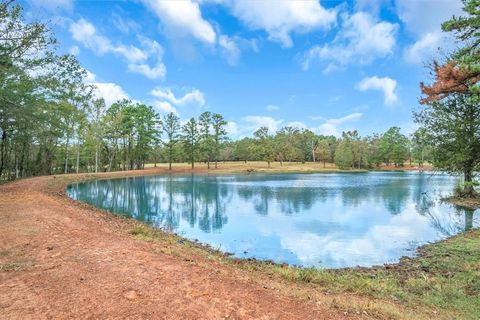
[1,0,479,199]
[0,1,432,182]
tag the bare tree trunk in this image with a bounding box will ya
[14,151,18,179]
[76,142,80,174]
[311,141,316,162]
[421,148,424,168]
[0,129,7,179]
[95,146,99,173]
[64,135,69,174]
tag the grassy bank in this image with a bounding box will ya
[128,222,479,319]
[46,166,478,319]
[245,230,480,319]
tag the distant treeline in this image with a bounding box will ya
[0,1,435,182]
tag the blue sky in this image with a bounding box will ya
[22,0,463,138]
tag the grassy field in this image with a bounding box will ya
[144,160,427,173]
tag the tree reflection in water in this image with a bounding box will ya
[67,172,478,268]
[68,173,477,236]
[68,175,231,232]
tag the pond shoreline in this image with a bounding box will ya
[1,166,478,319]
[444,196,480,210]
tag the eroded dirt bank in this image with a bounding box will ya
[0,169,364,320]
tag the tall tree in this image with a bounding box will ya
[415,95,480,196]
[0,0,54,180]
[334,134,354,169]
[163,112,180,170]
[418,0,480,197]
[367,134,383,168]
[315,139,330,168]
[211,113,227,169]
[182,118,200,169]
[411,128,433,167]
[91,98,106,173]
[253,127,275,167]
[379,127,408,166]
[199,111,213,169]
[234,138,253,163]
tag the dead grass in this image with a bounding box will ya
[0,260,34,272]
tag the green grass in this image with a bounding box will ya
[239,230,480,319]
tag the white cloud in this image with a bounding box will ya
[85,71,129,107]
[243,115,283,133]
[266,104,279,111]
[69,45,79,56]
[141,0,216,44]
[70,19,112,56]
[70,18,166,79]
[218,35,259,66]
[85,70,96,83]
[354,0,388,15]
[403,32,442,65]
[356,76,398,105]
[225,121,239,137]
[302,12,397,71]
[113,45,148,63]
[317,113,363,136]
[219,35,241,66]
[225,0,337,47]
[154,100,177,114]
[70,18,147,62]
[93,83,129,108]
[396,0,463,65]
[150,87,205,115]
[29,0,73,11]
[150,87,205,106]
[128,63,166,79]
[112,13,140,34]
[395,0,462,36]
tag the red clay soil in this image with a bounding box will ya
[0,170,358,320]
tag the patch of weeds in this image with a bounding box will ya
[230,229,480,319]
[64,255,83,262]
[129,224,181,246]
[130,224,162,240]
[0,260,33,272]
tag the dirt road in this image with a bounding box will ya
[0,170,357,319]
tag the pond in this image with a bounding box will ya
[67,171,478,268]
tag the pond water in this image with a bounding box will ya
[67,172,478,268]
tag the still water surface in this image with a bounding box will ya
[67,172,478,268]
